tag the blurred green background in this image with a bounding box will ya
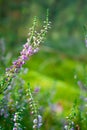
[0,0,87,129]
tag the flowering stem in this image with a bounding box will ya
[0,13,51,94]
[30,16,37,43]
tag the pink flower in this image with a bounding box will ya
[20,55,28,61]
[27,46,33,56]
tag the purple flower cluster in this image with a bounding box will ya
[13,44,33,67]
[5,17,50,83]
[6,42,38,77]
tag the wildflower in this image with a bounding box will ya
[26,86,37,116]
[13,127,17,130]
[13,112,18,122]
[13,112,22,130]
[38,115,42,123]
[34,87,40,93]
[33,118,38,124]
[33,115,42,129]
[64,125,68,130]
[0,13,50,93]
[26,84,42,129]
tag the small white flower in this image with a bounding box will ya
[33,118,38,124]
[64,125,68,130]
[33,124,37,129]
[14,123,18,127]
[27,38,30,43]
